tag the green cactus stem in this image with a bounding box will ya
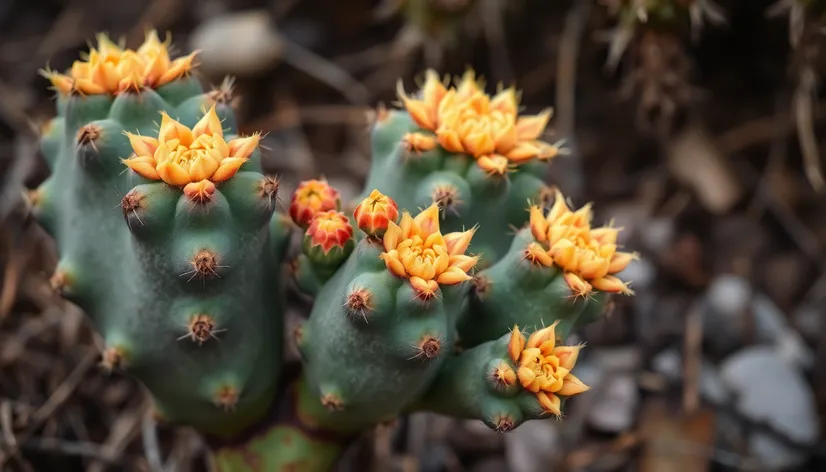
[296,201,477,430]
[31,32,292,436]
[358,70,565,266]
[412,323,591,430]
[208,368,358,472]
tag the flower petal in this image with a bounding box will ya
[554,344,583,371]
[526,321,558,350]
[383,221,402,252]
[413,204,441,237]
[608,251,636,274]
[515,109,551,141]
[381,251,407,278]
[156,160,191,186]
[507,326,525,363]
[125,133,160,157]
[444,227,475,256]
[591,275,634,295]
[122,156,160,180]
[536,391,562,416]
[449,254,478,272]
[435,266,471,285]
[211,157,247,182]
[398,212,414,239]
[192,105,224,138]
[158,112,194,146]
[188,155,219,181]
[557,374,590,397]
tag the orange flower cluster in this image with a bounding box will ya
[507,322,589,417]
[528,189,636,296]
[43,31,197,95]
[396,69,562,175]
[380,204,478,298]
[122,106,259,193]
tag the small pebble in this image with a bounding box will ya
[587,374,639,433]
[190,11,284,77]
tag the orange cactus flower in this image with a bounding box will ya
[289,179,341,229]
[528,189,637,296]
[507,323,589,417]
[42,30,198,95]
[306,211,354,253]
[353,189,399,237]
[380,204,478,298]
[396,69,563,175]
[121,105,259,189]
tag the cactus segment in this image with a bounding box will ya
[32,32,291,436]
[298,201,477,429]
[457,188,635,347]
[360,69,566,264]
[457,228,601,347]
[209,372,359,472]
[412,323,589,431]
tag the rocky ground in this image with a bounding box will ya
[0,0,825,471]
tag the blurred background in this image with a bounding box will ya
[0,0,825,470]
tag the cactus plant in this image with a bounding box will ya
[27,30,637,472]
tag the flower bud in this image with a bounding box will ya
[303,210,354,268]
[289,179,341,229]
[353,189,399,237]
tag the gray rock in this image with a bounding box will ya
[590,346,642,372]
[504,419,561,472]
[586,374,639,433]
[752,295,813,369]
[640,216,675,254]
[650,348,731,404]
[703,275,813,368]
[190,11,284,77]
[720,346,819,470]
[617,258,656,291]
[706,274,751,318]
[600,203,649,247]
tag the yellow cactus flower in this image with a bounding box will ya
[42,30,198,95]
[528,189,636,296]
[380,204,478,298]
[122,105,259,191]
[507,323,589,417]
[396,69,562,175]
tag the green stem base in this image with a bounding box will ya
[206,366,359,472]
